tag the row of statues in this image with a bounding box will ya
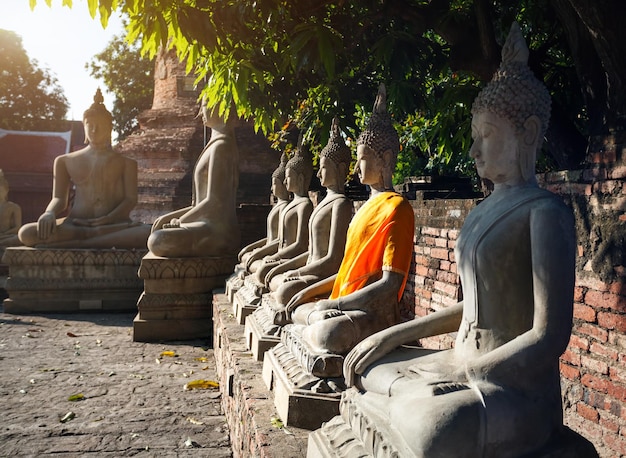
[227,22,577,457]
[3,21,579,457]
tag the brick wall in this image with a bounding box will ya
[401,132,625,457]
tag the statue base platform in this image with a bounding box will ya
[308,407,599,458]
[133,252,236,342]
[212,292,309,456]
[224,270,244,302]
[244,295,283,361]
[232,278,265,325]
[262,342,343,430]
[2,247,146,314]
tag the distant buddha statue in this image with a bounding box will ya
[281,84,415,377]
[148,101,240,258]
[331,23,576,457]
[249,139,314,285]
[0,170,21,247]
[224,153,290,300]
[239,152,290,269]
[264,117,353,321]
[18,89,150,249]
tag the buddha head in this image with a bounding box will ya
[83,88,113,146]
[285,135,314,196]
[318,117,352,193]
[356,84,400,189]
[271,152,290,200]
[470,22,551,185]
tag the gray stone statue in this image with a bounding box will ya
[250,138,314,286]
[224,153,290,300]
[268,84,415,381]
[148,101,240,257]
[311,23,577,457]
[0,170,21,247]
[18,89,150,249]
[267,117,353,311]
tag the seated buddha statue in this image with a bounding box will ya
[281,84,415,377]
[266,117,353,309]
[0,170,22,247]
[249,139,314,287]
[225,153,290,299]
[335,23,576,457]
[249,117,353,337]
[148,101,240,257]
[18,89,150,249]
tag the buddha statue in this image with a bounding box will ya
[0,170,22,247]
[276,84,415,379]
[246,117,353,345]
[18,89,150,249]
[225,153,290,299]
[323,23,576,457]
[148,101,240,257]
[249,138,314,286]
[233,138,313,313]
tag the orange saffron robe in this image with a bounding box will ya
[329,191,414,301]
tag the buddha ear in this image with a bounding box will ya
[382,149,393,170]
[522,115,541,148]
[520,115,541,182]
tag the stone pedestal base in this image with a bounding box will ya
[133,252,235,342]
[244,295,282,361]
[262,343,342,430]
[307,415,599,458]
[2,247,146,314]
[232,278,265,325]
[212,292,308,457]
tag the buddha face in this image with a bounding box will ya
[356,144,383,186]
[83,114,112,146]
[317,156,338,189]
[284,167,302,194]
[469,111,522,185]
[271,176,289,200]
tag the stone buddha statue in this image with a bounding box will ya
[224,153,290,300]
[249,139,314,286]
[246,117,353,346]
[0,170,22,247]
[277,84,415,379]
[266,117,353,309]
[18,89,150,249]
[148,101,240,258]
[317,23,576,457]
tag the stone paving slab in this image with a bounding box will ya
[0,309,231,457]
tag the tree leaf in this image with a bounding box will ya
[68,393,85,402]
[183,379,219,390]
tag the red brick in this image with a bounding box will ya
[581,355,609,375]
[423,236,436,247]
[447,229,459,240]
[606,380,626,403]
[434,237,447,248]
[414,254,430,266]
[414,287,432,300]
[576,403,599,422]
[577,323,609,342]
[422,227,440,237]
[587,290,626,312]
[574,286,584,302]
[415,265,429,277]
[560,362,580,380]
[439,260,451,271]
[561,349,581,366]
[599,413,620,434]
[609,366,626,383]
[447,240,456,249]
[581,373,609,393]
[569,334,590,351]
[610,165,626,179]
[574,303,597,322]
[577,276,609,292]
[590,342,618,360]
[598,312,626,333]
[603,431,626,456]
[430,248,449,260]
[449,263,457,274]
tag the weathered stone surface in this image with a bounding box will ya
[133,252,236,342]
[2,247,146,313]
[0,310,231,456]
[213,292,309,457]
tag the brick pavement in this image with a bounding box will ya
[0,309,232,457]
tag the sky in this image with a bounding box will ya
[0,0,124,121]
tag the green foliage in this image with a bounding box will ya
[0,29,69,131]
[86,28,154,141]
[29,0,616,180]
